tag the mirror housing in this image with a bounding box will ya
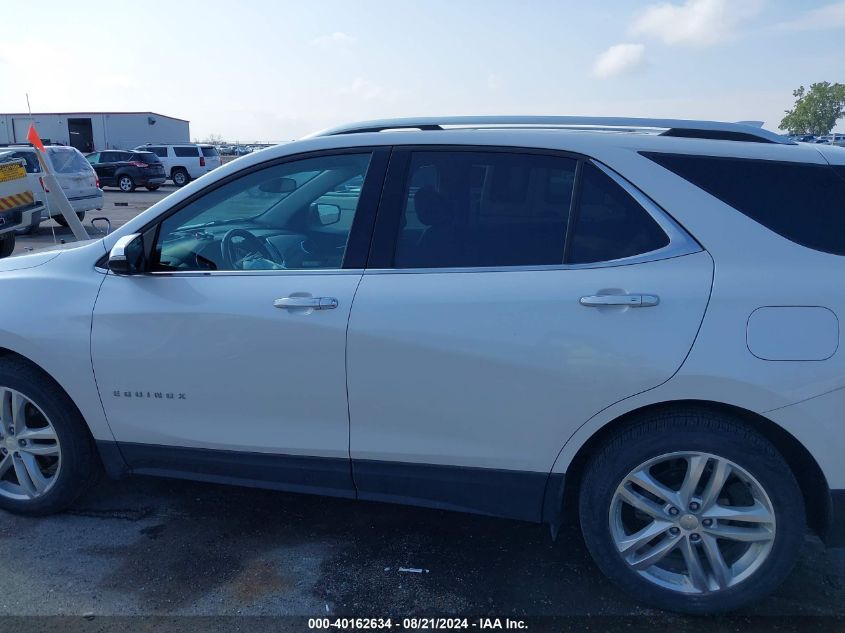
[311,203,341,226]
[258,177,297,194]
[108,233,145,275]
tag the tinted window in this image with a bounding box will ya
[568,163,669,264]
[173,146,199,157]
[131,151,161,164]
[154,153,372,272]
[2,151,41,173]
[201,146,219,157]
[394,151,577,268]
[643,152,845,256]
[86,152,100,165]
[145,146,167,158]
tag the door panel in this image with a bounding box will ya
[347,253,712,476]
[92,149,387,495]
[93,272,361,458]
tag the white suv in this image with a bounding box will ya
[1,116,844,613]
[134,143,221,186]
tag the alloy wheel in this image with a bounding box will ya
[119,177,133,192]
[609,451,776,595]
[0,387,61,500]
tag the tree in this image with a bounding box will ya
[780,82,845,136]
[202,133,224,145]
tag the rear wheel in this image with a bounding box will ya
[578,409,805,614]
[172,168,189,187]
[118,175,135,192]
[0,234,14,258]
[0,357,100,515]
[54,212,85,228]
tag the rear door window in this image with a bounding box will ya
[567,163,670,264]
[173,146,200,157]
[393,151,577,268]
[643,152,845,256]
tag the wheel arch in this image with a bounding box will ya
[555,399,831,542]
[0,346,126,478]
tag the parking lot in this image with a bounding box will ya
[2,186,845,630]
[12,186,173,257]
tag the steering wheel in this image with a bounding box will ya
[221,228,274,269]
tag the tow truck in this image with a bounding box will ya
[0,155,45,258]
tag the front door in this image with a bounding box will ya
[347,149,713,519]
[92,148,387,496]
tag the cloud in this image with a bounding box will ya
[592,43,647,79]
[776,1,845,30]
[311,32,356,47]
[630,0,764,46]
[487,73,503,90]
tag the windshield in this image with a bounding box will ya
[47,147,91,174]
[179,170,323,229]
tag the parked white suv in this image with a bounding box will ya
[134,143,221,186]
[1,117,844,613]
[0,145,103,231]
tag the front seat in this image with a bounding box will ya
[408,187,465,267]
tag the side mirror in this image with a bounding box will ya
[258,177,297,194]
[108,233,145,275]
[311,203,341,226]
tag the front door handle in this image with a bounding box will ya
[273,297,338,310]
[580,294,659,307]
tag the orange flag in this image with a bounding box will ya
[26,123,46,152]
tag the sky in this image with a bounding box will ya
[0,0,843,142]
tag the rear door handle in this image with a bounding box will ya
[580,294,659,307]
[273,297,338,310]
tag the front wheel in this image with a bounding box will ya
[578,409,805,614]
[0,357,100,515]
[0,233,14,258]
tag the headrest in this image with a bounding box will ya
[414,187,452,226]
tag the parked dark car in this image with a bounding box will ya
[85,150,167,192]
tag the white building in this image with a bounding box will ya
[0,111,190,153]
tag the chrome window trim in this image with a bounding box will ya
[135,268,363,278]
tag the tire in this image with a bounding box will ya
[0,233,14,258]
[172,168,189,187]
[54,212,86,228]
[146,185,160,191]
[118,175,135,193]
[0,357,100,515]
[578,408,805,614]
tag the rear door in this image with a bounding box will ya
[346,148,714,520]
[173,145,202,178]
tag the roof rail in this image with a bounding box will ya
[307,116,793,145]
